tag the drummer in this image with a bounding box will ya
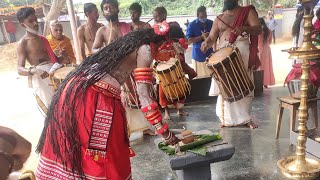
[16,7,64,115]
[153,6,197,120]
[201,0,261,129]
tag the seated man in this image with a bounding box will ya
[47,20,76,64]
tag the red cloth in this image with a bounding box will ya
[120,22,132,36]
[159,85,185,108]
[284,62,320,87]
[4,20,16,33]
[258,29,275,86]
[36,83,131,179]
[229,5,261,70]
[314,19,320,30]
[39,36,57,63]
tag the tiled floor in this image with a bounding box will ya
[130,86,320,180]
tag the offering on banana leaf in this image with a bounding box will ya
[158,133,222,155]
[181,130,195,144]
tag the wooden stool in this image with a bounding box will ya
[275,96,319,140]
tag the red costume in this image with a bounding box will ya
[36,81,131,179]
[151,22,196,108]
[227,5,261,70]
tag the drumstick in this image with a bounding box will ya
[201,30,207,41]
[146,18,154,23]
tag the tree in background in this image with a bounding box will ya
[42,0,66,35]
[114,0,296,17]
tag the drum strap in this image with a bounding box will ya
[216,16,233,30]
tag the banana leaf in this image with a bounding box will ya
[158,134,222,156]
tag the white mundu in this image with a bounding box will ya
[214,37,254,126]
[30,61,55,114]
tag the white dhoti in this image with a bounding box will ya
[191,59,212,78]
[30,61,54,115]
[126,107,151,134]
[215,37,254,126]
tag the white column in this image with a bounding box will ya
[66,0,81,64]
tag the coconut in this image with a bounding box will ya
[181,130,195,144]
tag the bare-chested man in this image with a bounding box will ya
[201,0,261,129]
[129,3,151,30]
[92,0,131,53]
[77,3,103,60]
[16,7,62,114]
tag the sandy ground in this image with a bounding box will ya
[0,39,295,173]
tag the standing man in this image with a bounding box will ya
[16,7,60,114]
[266,10,277,44]
[201,0,261,129]
[47,20,76,64]
[92,0,131,52]
[186,6,213,78]
[129,2,151,30]
[77,3,103,60]
[4,18,17,43]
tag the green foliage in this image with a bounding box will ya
[116,0,296,17]
[0,0,297,16]
[0,0,42,8]
[276,0,296,8]
[117,0,217,17]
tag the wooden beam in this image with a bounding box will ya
[0,18,9,43]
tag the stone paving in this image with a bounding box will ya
[130,87,320,180]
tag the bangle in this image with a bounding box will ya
[134,68,153,73]
[156,123,169,134]
[134,71,154,76]
[145,110,161,119]
[148,115,162,125]
[28,67,34,75]
[164,131,173,141]
[148,113,162,121]
[141,102,158,113]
